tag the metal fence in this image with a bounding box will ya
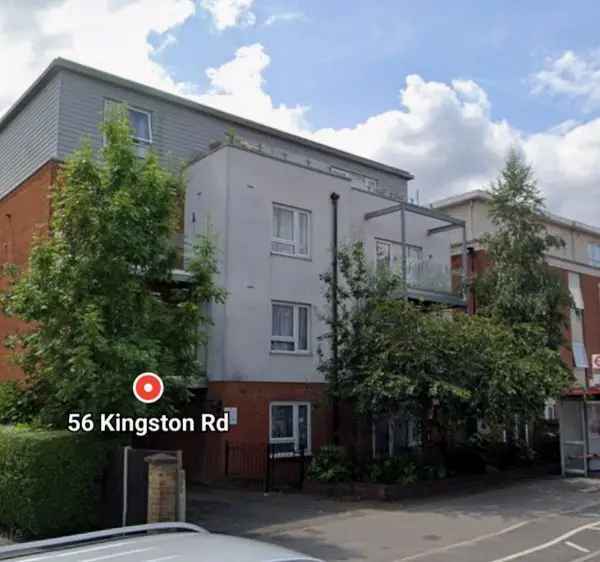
[224,441,306,492]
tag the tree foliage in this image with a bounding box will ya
[319,241,571,430]
[475,148,573,350]
[1,110,226,426]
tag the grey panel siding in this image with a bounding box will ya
[0,74,60,197]
[57,70,407,199]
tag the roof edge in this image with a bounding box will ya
[0,57,414,181]
[433,189,600,238]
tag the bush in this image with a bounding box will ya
[0,381,35,424]
[367,456,418,485]
[0,426,120,538]
[307,445,352,483]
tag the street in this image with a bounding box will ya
[189,477,600,561]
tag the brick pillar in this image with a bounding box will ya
[145,453,178,523]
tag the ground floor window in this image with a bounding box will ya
[269,401,311,455]
[372,414,420,458]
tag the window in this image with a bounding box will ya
[364,176,378,192]
[376,240,392,270]
[372,414,420,458]
[272,204,310,257]
[568,272,584,309]
[573,342,589,368]
[128,107,152,144]
[104,99,152,145]
[375,239,423,282]
[589,243,600,268]
[271,302,310,353]
[269,402,311,455]
[329,166,353,180]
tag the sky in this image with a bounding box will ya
[2,0,600,225]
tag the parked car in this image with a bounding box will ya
[0,522,322,562]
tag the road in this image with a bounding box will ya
[189,477,600,561]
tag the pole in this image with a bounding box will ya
[330,192,340,444]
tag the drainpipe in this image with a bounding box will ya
[330,192,340,444]
[467,246,476,315]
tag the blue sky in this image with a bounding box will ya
[160,1,600,133]
[2,0,600,223]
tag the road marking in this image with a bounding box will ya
[489,520,600,562]
[571,548,600,562]
[565,541,591,554]
[393,521,531,561]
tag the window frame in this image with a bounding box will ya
[364,176,378,192]
[269,401,312,456]
[270,301,311,354]
[588,243,600,268]
[103,99,153,145]
[127,106,153,145]
[271,203,311,258]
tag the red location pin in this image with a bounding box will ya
[133,372,164,404]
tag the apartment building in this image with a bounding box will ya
[0,58,466,478]
[433,190,600,399]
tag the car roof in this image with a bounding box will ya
[0,530,321,562]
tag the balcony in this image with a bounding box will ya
[365,200,467,307]
[406,259,464,298]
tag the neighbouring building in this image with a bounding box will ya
[433,190,600,476]
[0,58,467,481]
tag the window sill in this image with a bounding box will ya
[270,251,312,262]
[269,450,312,458]
[270,350,313,357]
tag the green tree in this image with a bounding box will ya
[319,241,571,447]
[475,149,573,350]
[1,110,226,426]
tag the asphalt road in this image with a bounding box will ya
[189,477,600,561]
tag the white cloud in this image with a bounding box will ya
[197,43,309,133]
[264,12,305,26]
[0,0,196,115]
[200,0,255,31]
[1,2,599,227]
[531,50,600,111]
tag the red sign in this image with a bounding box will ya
[133,372,164,404]
[593,355,600,371]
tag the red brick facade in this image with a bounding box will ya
[455,249,600,376]
[0,161,58,381]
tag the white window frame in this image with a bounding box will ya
[103,99,153,145]
[269,401,311,456]
[128,106,153,145]
[364,176,378,192]
[588,243,600,268]
[271,204,311,258]
[375,238,423,273]
[270,301,311,354]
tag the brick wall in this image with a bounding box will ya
[458,248,600,374]
[0,161,57,381]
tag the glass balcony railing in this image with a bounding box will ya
[405,260,464,297]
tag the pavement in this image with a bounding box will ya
[188,476,600,561]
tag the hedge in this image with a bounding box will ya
[0,426,120,538]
